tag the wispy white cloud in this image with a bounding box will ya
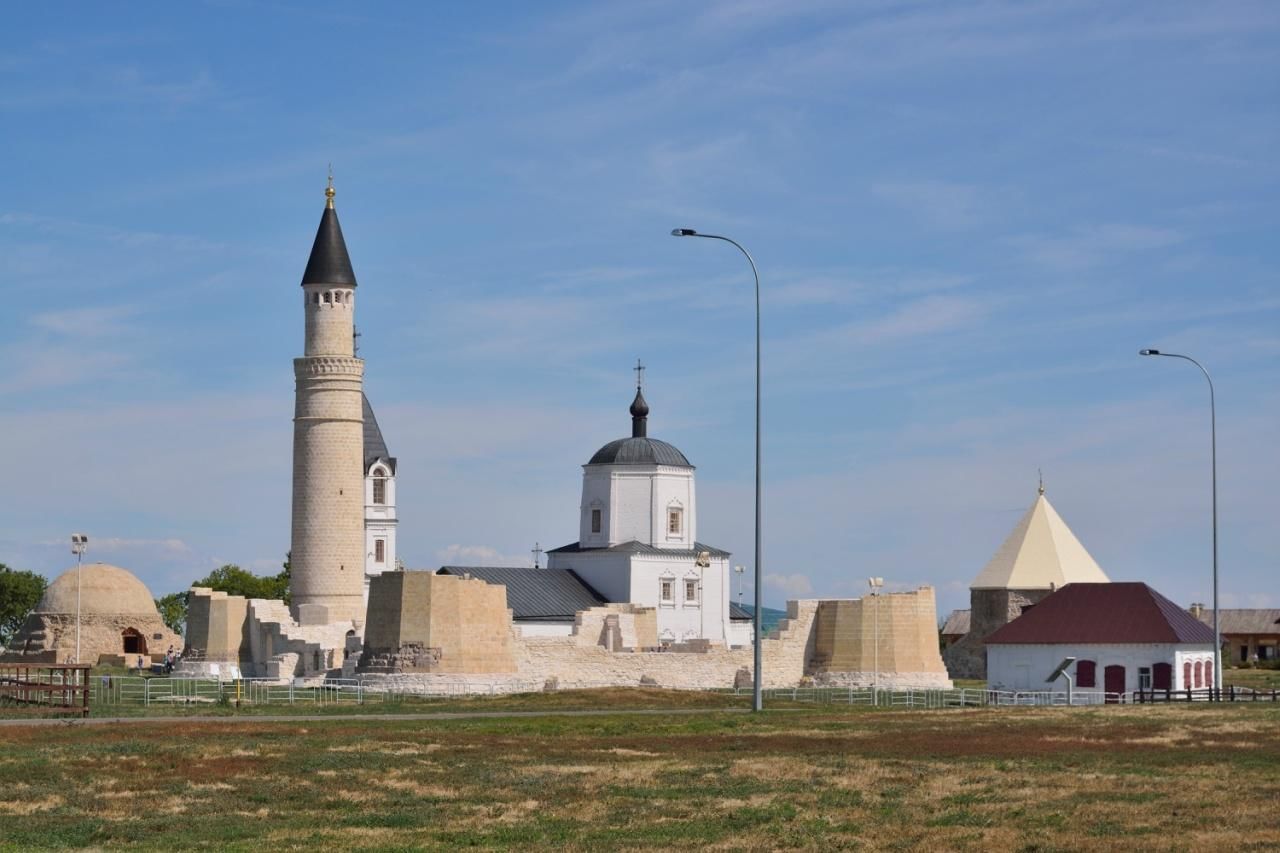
[435,544,533,568]
[1009,224,1183,269]
[871,180,992,230]
[765,572,813,596]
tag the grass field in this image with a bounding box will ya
[1,694,1278,851]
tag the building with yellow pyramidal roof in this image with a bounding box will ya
[943,482,1110,679]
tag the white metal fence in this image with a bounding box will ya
[81,676,1154,709]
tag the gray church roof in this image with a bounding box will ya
[547,540,730,558]
[437,566,606,621]
[729,602,752,621]
[362,394,396,474]
[588,437,692,467]
[301,201,358,287]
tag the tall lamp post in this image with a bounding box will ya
[671,227,764,712]
[70,534,88,665]
[1139,349,1221,693]
[868,577,884,697]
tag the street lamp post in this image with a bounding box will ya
[671,228,763,712]
[70,534,88,665]
[1139,349,1221,694]
[868,577,884,698]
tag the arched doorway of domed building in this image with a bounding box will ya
[122,627,148,655]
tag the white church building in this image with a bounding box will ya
[546,384,743,646]
[439,382,751,647]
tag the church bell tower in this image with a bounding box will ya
[289,177,367,626]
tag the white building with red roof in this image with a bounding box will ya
[985,582,1215,696]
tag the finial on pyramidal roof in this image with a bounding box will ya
[325,164,335,209]
[1038,469,1045,496]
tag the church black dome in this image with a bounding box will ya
[588,437,692,467]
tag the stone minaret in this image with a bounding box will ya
[289,178,366,626]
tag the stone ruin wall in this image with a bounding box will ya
[4,612,181,666]
[359,571,517,675]
[808,588,953,690]
[182,571,953,691]
[942,587,1054,680]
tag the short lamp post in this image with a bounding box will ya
[1139,348,1221,694]
[70,534,88,665]
[671,227,764,712]
[868,576,884,697]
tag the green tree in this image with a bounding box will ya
[154,560,293,638]
[155,592,189,635]
[192,564,290,602]
[0,564,48,648]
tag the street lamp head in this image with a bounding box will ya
[670,228,698,237]
[1139,349,1160,356]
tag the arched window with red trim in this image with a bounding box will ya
[1194,660,1203,688]
[1184,660,1192,689]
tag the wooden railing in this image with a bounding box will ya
[1133,686,1280,703]
[0,663,91,717]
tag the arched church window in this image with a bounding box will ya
[591,509,601,534]
[372,469,387,505]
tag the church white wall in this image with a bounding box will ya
[628,554,731,644]
[363,466,397,605]
[611,470,653,545]
[579,470,611,548]
[728,621,753,647]
[987,643,1215,693]
[514,621,576,638]
[549,551,632,603]
[585,465,695,549]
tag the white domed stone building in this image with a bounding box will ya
[546,384,742,646]
[6,563,182,665]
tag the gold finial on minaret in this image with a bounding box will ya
[325,164,335,209]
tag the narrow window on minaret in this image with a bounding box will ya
[591,509,601,534]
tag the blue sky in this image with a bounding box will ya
[2,1,1277,618]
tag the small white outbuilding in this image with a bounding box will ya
[985,582,1215,696]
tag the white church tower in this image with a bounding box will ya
[289,178,367,626]
[362,394,397,602]
[548,373,735,645]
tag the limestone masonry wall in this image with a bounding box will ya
[943,587,1053,679]
[182,587,250,664]
[810,588,949,678]
[359,572,517,675]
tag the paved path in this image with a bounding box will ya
[0,706,753,728]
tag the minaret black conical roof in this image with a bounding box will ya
[300,194,357,287]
